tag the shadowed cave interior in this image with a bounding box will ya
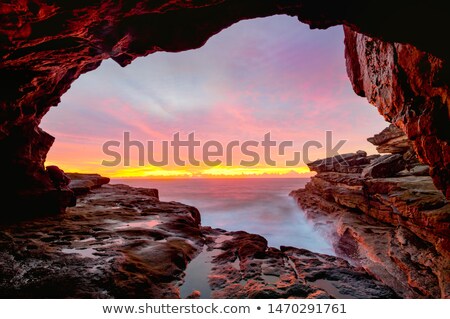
[0,0,449,299]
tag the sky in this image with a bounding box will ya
[41,16,389,178]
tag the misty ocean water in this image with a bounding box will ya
[113,178,334,255]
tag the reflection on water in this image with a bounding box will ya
[113,178,333,255]
[179,245,213,298]
[179,235,233,298]
[310,279,356,299]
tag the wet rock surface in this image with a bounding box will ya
[291,126,450,298]
[203,229,311,299]
[0,183,201,298]
[180,229,395,299]
[0,178,395,299]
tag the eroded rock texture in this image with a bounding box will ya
[344,27,450,199]
[290,126,450,298]
[203,228,395,299]
[66,173,111,195]
[0,175,395,298]
[0,0,449,213]
[0,178,202,298]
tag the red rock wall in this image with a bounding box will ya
[1,0,449,214]
[344,27,450,198]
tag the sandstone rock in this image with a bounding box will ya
[186,290,201,299]
[202,228,394,299]
[363,176,450,244]
[0,1,448,214]
[291,125,449,297]
[66,173,111,195]
[367,125,411,154]
[375,136,411,154]
[356,150,367,157]
[308,152,378,174]
[344,27,450,198]
[361,154,406,178]
[281,246,396,299]
[0,184,394,299]
[409,165,430,176]
[291,187,450,298]
[291,144,450,298]
[403,150,421,169]
[0,0,448,298]
[46,166,71,188]
[0,184,202,298]
[68,180,98,195]
[294,165,449,256]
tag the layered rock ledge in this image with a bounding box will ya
[290,126,450,298]
[0,174,395,298]
[66,173,111,195]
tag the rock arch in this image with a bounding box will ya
[0,0,449,214]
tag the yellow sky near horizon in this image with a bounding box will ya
[45,159,314,179]
[42,17,388,179]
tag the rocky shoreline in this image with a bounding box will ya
[1,125,447,299]
[290,125,450,298]
[0,175,396,299]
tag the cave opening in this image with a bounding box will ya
[42,16,388,177]
[40,16,388,251]
[1,3,449,300]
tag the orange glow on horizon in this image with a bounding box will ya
[45,160,313,179]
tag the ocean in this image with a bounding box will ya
[112,178,333,255]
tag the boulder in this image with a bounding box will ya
[308,152,379,174]
[367,125,412,154]
[361,154,406,178]
[66,173,110,195]
[410,165,430,176]
[46,166,71,188]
